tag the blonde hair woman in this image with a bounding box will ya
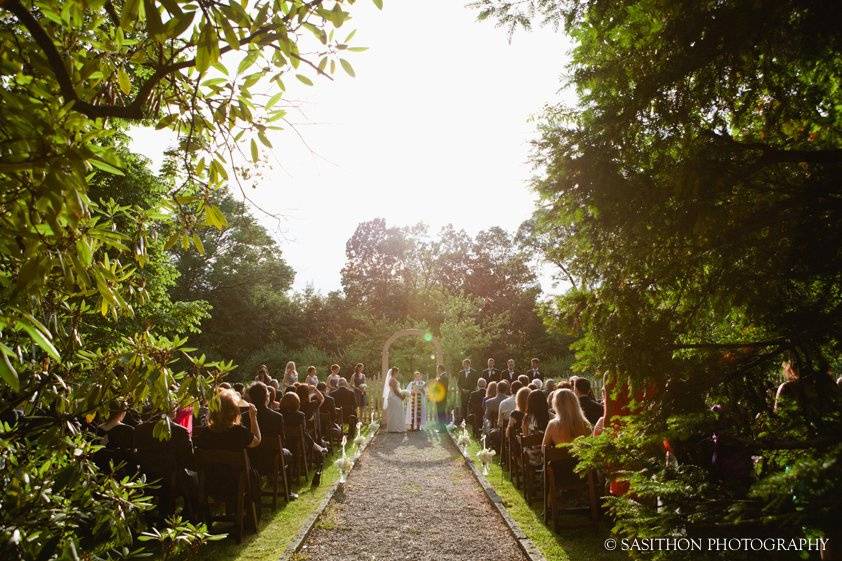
[283,361,298,388]
[543,388,592,447]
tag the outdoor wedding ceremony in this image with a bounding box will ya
[1,1,841,561]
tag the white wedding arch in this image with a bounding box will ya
[380,328,444,377]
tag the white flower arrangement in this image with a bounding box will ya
[476,435,497,476]
[400,389,410,398]
[446,409,457,432]
[334,455,353,484]
[456,431,470,453]
[368,411,380,433]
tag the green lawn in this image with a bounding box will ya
[463,436,628,561]
[195,436,367,561]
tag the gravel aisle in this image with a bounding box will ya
[297,429,528,561]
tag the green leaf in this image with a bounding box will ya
[340,58,355,77]
[203,205,228,229]
[15,321,61,362]
[295,74,313,86]
[373,0,384,9]
[238,50,259,75]
[117,68,131,94]
[89,158,125,176]
[250,138,259,162]
[0,352,19,391]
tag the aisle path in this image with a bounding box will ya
[298,430,528,561]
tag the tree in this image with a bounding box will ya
[172,193,295,368]
[475,0,842,556]
[0,1,368,558]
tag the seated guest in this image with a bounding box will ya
[574,377,603,425]
[232,382,245,396]
[332,379,359,435]
[317,382,342,439]
[507,387,530,441]
[135,409,197,520]
[557,379,573,390]
[521,388,551,466]
[267,385,281,410]
[482,382,498,428]
[517,374,530,387]
[484,380,509,430]
[294,384,319,422]
[497,380,522,430]
[244,382,287,473]
[305,366,319,386]
[544,379,556,393]
[529,378,544,391]
[93,403,136,476]
[543,388,592,447]
[279,392,326,457]
[194,389,261,509]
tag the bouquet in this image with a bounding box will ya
[400,389,410,399]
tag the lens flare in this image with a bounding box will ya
[426,380,446,403]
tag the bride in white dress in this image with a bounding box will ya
[383,367,407,433]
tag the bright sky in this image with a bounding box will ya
[131,0,575,294]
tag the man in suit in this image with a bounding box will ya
[457,358,479,422]
[467,378,488,432]
[483,357,500,383]
[134,412,197,520]
[435,364,450,427]
[574,377,603,425]
[502,358,518,383]
[331,378,358,437]
[527,357,543,381]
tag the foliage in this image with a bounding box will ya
[474,0,842,557]
[0,0,368,558]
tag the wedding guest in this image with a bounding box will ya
[96,403,133,449]
[193,390,261,510]
[279,392,326,457]
[332,378,359,436]
[527,357,543,381]
[529,378,544,391]
[517,374,530,387]
[317,382,341,440]
[483,357,500,383]
[305,366,319,386]
[521,389,550,467]
[544,379,556,394]
[507,387,530,441]
[468,378,488,427]
[457,358,479,421]
[497,380,522,429]
[574,377,603,425]
[484,380,509,429]
[543,389,592,447]
[244,381,286,473]
[232,382,245,396]
[135,410,197,520]
[267,385,281,410]
[283,361,298,389]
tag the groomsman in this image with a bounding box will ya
[502,358,517,383]
[527,357,543,381]
[457,359,478,421]
[483,358,500,383]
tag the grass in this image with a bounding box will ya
[196,436,367,561]
[463,436,629,561]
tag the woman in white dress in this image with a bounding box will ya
[383,367,406,433]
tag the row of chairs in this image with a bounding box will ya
[467,415,601,532]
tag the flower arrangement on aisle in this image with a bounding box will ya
[455,420,471,454]
[353,422,366,460]
[446,409,457,432]
[476,434,496,476]
[368,410,380,433]
[334,435,353,485]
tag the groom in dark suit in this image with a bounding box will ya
[527,357,543,381]
[457,358,479,422]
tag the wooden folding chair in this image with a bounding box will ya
[543,445,600,531]
[249,434,290,510]
[518,433,544,503]
[195,449,258,543]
